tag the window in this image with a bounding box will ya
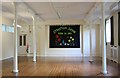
[110,17,114,45]
[8,26,12,32]
[2,24,6,32]
[9,26,14,32]
[6,26,9,32]
[106,19,111,43]
[23,35,26,46]
[19,35,27,46]
[19,36,22,46]
[1,24,14,33]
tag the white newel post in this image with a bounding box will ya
[13,2,19,73]
[101,2,107,74]
[32,16,37,62]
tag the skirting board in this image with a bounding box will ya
[18,54,101,58]
[1,56,13,61]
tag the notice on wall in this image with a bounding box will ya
[50,25,80,48]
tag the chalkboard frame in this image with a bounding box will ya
[49,25,80,48]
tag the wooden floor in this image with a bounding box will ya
[2,56,119,77]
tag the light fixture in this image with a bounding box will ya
[13,20,22,28]
[17,25,22,28]
[13,23,22,28]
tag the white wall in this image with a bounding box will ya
[2,32,14,60]
[39,24,46,56]
[36,26,41,55]
[113,13,118,46]
[83,26,90,56]
[39,20,84,57]
[1,16,14,60]
[18,19,102,57]
[0,15,2,60]
[83,24,101,57]
[92,24,101,56]
[0,29,2,60]
[17,19,85,57]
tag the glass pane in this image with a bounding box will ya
[23,35,26,46]
[9,26,12,32]
[11,27,14,32]
[20,36,22,46]
[2,24,6,32]
[6,26,9,32]
[106,19,111,42]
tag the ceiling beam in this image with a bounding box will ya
[22,1,45,21]
[49,2,61,19]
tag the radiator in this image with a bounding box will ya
[111,46,118,63]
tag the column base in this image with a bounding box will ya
[101,70,108,75]
[89,60,94,63]
[13,69,19,73]
[97,71,108,76]
[33,60,36,62]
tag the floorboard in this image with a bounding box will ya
[2,56,119,77]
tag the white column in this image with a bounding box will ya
[89,24,93,62]
[101,2,107,74]
[28,25,31,54]
[0,2,2,76]
[13,2,18,73]
[81,25,84,57]
[99,19,102,57]
[32,16,37,62]
[27,26,31,56]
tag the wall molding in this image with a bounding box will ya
[1,56,13,61]
[18,54,101,58]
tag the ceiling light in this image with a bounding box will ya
[13,23,22,28]
[17,25,22,28]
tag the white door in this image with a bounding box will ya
[18,34,27,55]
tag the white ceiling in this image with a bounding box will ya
[2,2,118,25]
[26,2,96,20]
[2,2,96,23]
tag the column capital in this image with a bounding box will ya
[32,16,35,21]
[32,13,39,19]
